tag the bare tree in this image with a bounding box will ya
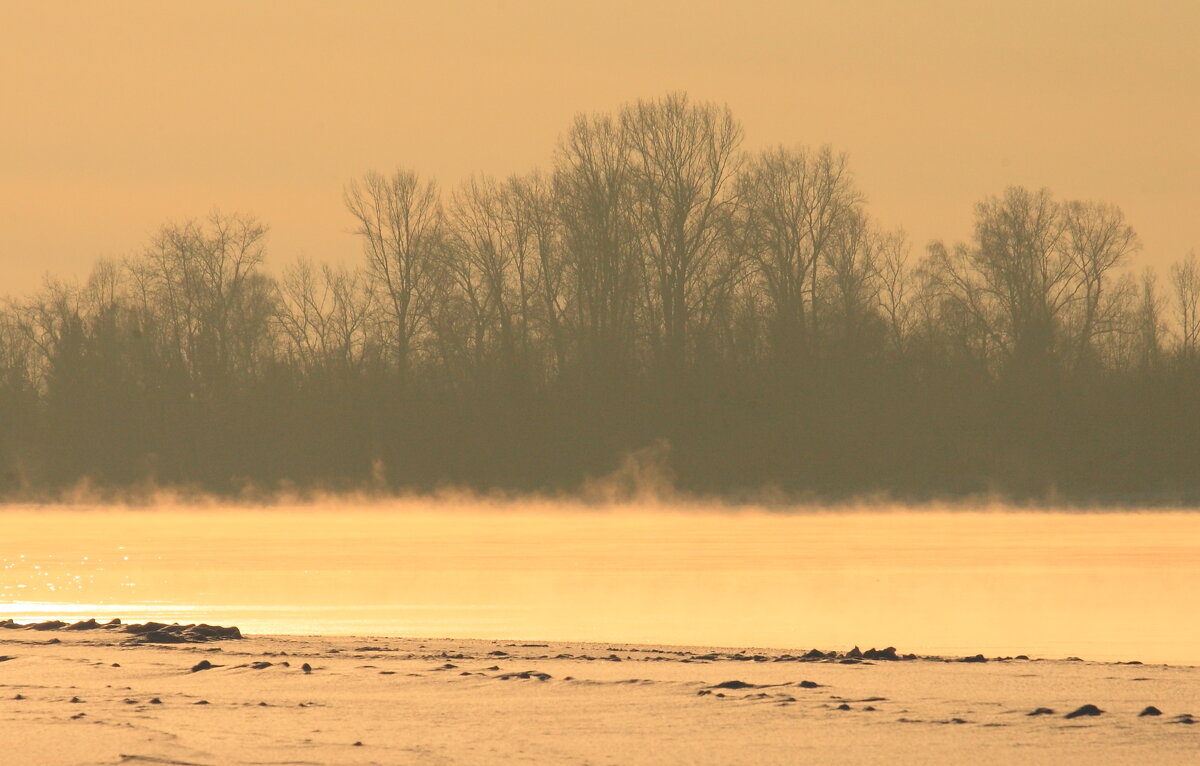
[344,170,442,378]
[927,187,1135,375]
[1170,251,1200,361]
[553,110,640,377]
[735,145,862,361]
[276,259,377,377]
[872,229,913,356]
[126,211,272,387]
[0,303,39,394]
[509,172,569,376]
[1134,268,1167,369]
[447,176,526,379]
[622,93,743,373]
[1061,200,1139,366]
[820,209,885,353]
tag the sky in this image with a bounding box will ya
[2,0,1197,297]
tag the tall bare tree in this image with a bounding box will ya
[345,170,442,378]
[1061,200,1139,366]
[735,145,862,361]
[554,110,640,377]
[927,188,1135,375]
[126,211,273,388]
[1170,251,1200,361]
[622,93,743,373]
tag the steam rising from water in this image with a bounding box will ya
[4,480,1199,664]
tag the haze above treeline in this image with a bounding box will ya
[5,2,1198,293]
[1,94,1198,503]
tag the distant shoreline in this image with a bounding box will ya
[3,618,1196,669]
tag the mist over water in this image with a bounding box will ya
[4,500,1198,665]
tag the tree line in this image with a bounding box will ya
[2,93,1198,502]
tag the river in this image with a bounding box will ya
[3,501,1197,664]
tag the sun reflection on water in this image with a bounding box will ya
[2,505,1198,663]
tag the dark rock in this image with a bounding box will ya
[28,620,67,631]
[194,700,209,705]
[149,698,162,704]
[959,654,987,663]
[710,680,757,690]
[140,631,187,644]
[353,741,363,747]
[69,696,82,703]
[13,694,25,700]
[496,670,551,681]
[124,622,168,635]
[0,656,14,663]
[190,660,215,673]
[863,647,899,661]
[1027,707,1055,716]
[801,648,827,659]
[839,658,862,664]
[111,663,120,667]
[488,650,508,657]
[1139,706,1162,717]
[0,619,19,629]
[1064,704,1103,719]
[836,703,851,710]
[798,680,820,688]
[65,619,101,631]
[846,646,863,658]
[302,663,312,674]
[1170,714,1196,725]
[1015,655,1029,660]
[187,624,243,640]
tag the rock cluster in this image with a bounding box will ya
[0,617,242,642]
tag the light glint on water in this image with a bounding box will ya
[3,504,1198,664]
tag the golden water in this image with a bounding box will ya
[3,502,1198,664]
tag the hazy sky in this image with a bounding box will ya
[3,0,1197,296]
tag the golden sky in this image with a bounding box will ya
[3,0,1197,295]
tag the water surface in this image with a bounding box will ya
[3,502,1198,664]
